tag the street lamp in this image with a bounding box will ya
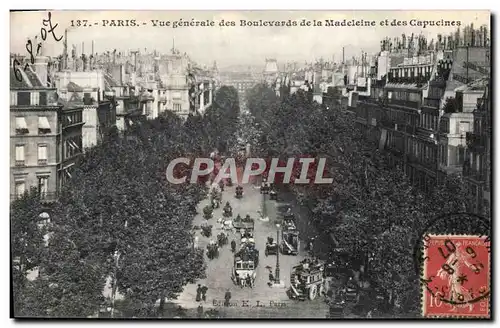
[275,223,280,283]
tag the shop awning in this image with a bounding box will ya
[38,116,51,130]
[68,140,79,150]
[15,117,28,130]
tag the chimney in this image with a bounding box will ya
[120,64,125,85]
[34,56,49,86]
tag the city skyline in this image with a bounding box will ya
[11,10,490,67]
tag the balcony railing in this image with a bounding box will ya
[406,153,419,163]
[10,192,58,203]
[388,99,420,109]
[406,154,436,168]
[463,62,490,75]
[15,160,25,166]
[453,74,472,85]
[128,95,140,104]
[424,98,440,108]
[38,159,48,165]
[463,167,486,182]
[466,132,485,150]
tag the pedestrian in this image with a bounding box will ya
[195,284,202,302]
[269,271,274,282]
[197,304,204,318]
[224,289,232,307]
[231,240,236,252]
[201,285,208,301]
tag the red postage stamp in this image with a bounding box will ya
[421,234,490,318]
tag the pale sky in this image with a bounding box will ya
[10,10,490,67]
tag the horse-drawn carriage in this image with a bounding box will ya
[232,240,259,288]
[233,214,255,232]
[265,236,279,256]
[217,231,229,247]
[210,184,222,208]
[206,240,219,260]
[201,223,213,238]
[211,197,221,209]
[235,185,243,199]
[223,202,233,217]
[203,205,213,220]
[281,217,299,255]
[217,217,234,231]
[218,180,225,192]
[240,228,254,241]
[289,259,330,301]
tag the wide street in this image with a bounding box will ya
[173,182,330,318]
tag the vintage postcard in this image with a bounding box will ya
[10,10,491,319]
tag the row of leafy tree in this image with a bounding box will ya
[11,86,241,317]
[245,84,489,316]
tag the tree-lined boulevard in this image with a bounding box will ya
[11,83,486,318]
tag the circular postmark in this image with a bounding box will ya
[412,212,491,316]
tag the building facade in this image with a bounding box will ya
[463,84,491,214]
[55,71,116,149]
[351,28,490,195]
[10,57,84,202]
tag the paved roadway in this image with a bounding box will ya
[173,183,329,318]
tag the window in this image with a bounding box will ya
[15,117,29,134]
[15,145,25,166]
[38,144,48,165]
[459,121,470,135]
[38,176,49,198]
[15,181,25,198]
[173,103,182,112]
[38,116,51,134]
[83,92,92,105]
[17,92,30,106]
[31,92,40,106]
[39,92,47,106]
[10,92,17,105]
[65,137,81,159]
[457,146,465,165]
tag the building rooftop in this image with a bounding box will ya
[104,72,121,89]
[10,66,45,89]
[57,98,84,110]
[456,78,489,92]
[385,82,427,91]
[66,81,84,92]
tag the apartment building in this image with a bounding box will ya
[463,83,491,214]
[353,39,489,193]
[10,56,84,202]
[55,70,116,149]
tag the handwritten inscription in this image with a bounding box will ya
[13,11,63,82]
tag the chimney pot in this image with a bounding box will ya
[34,56,49,86]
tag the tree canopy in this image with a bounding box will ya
[11,93,240,317]
[244,84,488,315]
